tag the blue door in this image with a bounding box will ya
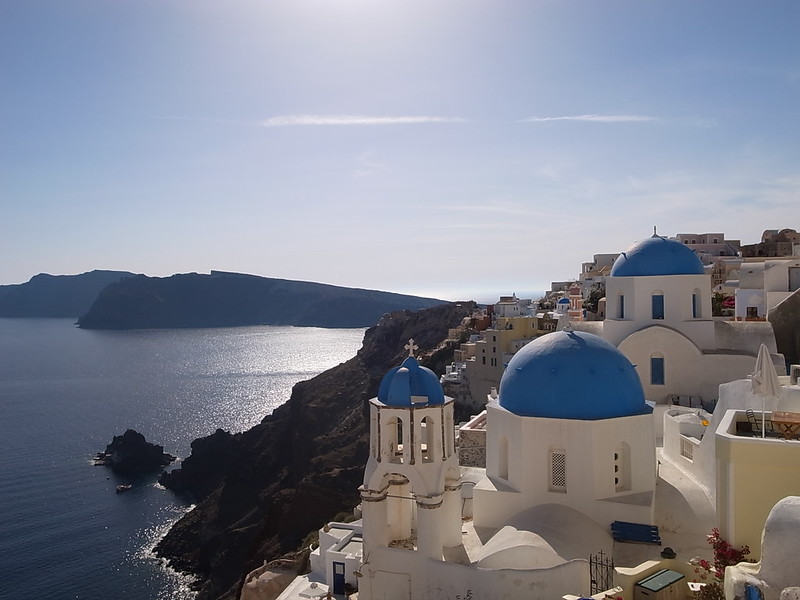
[333,561,346,595]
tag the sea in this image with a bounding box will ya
[0,318,366,600]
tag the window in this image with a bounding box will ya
[549,449,567,492]
[652,293,664,319]
[692,293,699,319]
[651,356,665,385]
[498,436,509,480]
[619,294,625,319]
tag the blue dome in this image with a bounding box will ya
[498,331,650,419]
[378,356,445,407]
[611,236,704,277]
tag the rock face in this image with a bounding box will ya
[769,288,800,366]
[155,302,476,600]
[77,271,445,329]
[94,429,176,474]
[0,270,135,317]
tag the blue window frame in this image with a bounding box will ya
[651,357,665,385]
[652,294,664,319]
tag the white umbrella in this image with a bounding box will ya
[750,343,783,438]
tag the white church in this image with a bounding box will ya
[579,232,779,411]
[352,328,658,600]
[248,233,800,600]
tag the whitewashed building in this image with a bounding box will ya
[352,330,654,600]
[577,233,782,411]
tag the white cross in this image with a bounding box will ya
[405,338,419,357]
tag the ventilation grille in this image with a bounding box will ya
[550,451,567,490]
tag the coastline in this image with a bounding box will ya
[154,303,475,599]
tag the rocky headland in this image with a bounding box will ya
[0,270,135,318]
[78,271,445,329]
[94,429,176,474]
[155,302,477,599]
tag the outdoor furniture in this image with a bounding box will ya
[745,409,776,437]
[611,521,661,545]
[771,411,800,440]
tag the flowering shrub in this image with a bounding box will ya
[706,528,750,579]
[693,528,751,600]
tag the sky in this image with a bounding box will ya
[1,0,798,302]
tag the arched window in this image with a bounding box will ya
[618,294,625,319]
[651,354,665,386]
[652,291,665,320]
[691,289,702,319]
[386,416,404,464]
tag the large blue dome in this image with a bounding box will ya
[498,331,650,419]
[611,235,704,277]
[378,356,445,407]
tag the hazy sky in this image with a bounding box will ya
[2,1,798,301]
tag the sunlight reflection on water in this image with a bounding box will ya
[0,320,367,600]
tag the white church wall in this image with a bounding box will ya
[619,327,757,406]
[360,547,591,600]
[476,405,655,530]
[604,274,714,349]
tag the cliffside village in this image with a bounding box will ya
[242,228,800,600]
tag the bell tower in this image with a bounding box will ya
[360,340,462,561]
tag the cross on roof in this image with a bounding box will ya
[405,338,419,357]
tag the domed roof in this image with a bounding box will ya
[378,356,445,407]
[498,330,650,419]
[610,235,704,277]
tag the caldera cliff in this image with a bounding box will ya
[155,302,476,599]
[78,271,445,329]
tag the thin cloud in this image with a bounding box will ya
[261,115,466,127]
[522,114,658,123]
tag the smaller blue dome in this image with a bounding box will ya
[498,331,649,420]
[378,356,445,407]
[611,235,704,277]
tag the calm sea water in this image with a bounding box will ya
[0,319,365,600]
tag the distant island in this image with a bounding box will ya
[0,270,136,318]
[77,271,445,329]
[0,270,446,329]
